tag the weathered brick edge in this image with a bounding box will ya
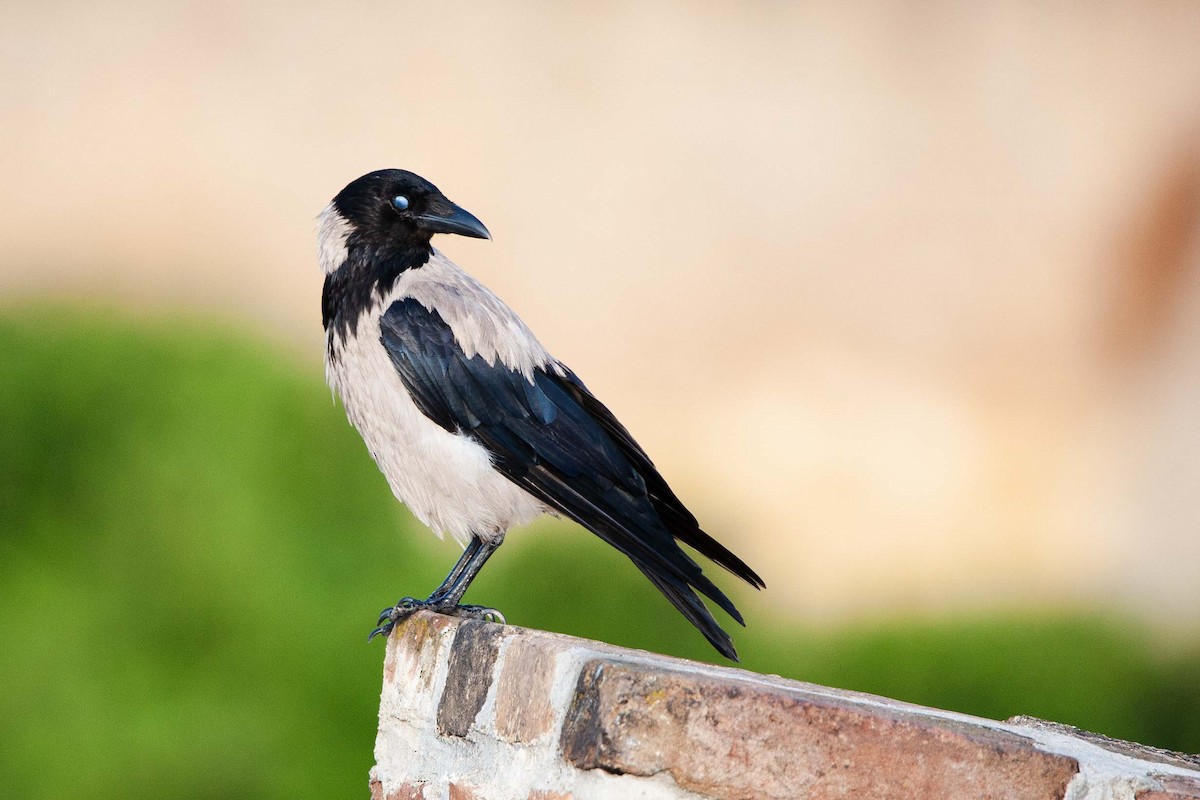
[369,612,1200,800]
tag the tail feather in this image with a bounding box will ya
[635,561,740,661]
[659,508,765,590]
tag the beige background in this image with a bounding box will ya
[3,1,1199,626]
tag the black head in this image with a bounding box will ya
[331,169,490,249]
[319,170,489,340]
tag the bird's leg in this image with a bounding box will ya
[425,536,483,604]
[369,534,504,641]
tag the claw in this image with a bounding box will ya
[368,596,507,643]
[375,597,420,627]
[458,604,506,624]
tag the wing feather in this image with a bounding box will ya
[379,297,761,658]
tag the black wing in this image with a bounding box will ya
[379,298,763,659]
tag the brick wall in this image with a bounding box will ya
[369,613,1200,800]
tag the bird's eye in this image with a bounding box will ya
[392,195,410,211]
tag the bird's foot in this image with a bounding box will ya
[368,597,506,642]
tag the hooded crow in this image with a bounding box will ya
[318,169,764,660]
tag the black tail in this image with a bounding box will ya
[634,560,741,661]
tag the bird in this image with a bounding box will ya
[317,168,764,660]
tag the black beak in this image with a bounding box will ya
[415,203,491,240]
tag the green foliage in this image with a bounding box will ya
[1,307,1197,800]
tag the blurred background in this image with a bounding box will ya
[3,1,1200,797]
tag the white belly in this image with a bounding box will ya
[325,311,548,546]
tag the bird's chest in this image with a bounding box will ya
[326,315,434,460]
[324,312,541,543]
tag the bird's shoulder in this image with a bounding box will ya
[386,250,553,376]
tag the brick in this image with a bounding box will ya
[436,619,506,738]
[385,611,457,699]
[376,614,1200,800]
[561,660,1078,800]
[1009,717,1200,773]
[494,633,559,743]
[1139,774,1200,800]
[385,783,428,800]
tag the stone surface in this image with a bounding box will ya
[436,620,505,738]
[494,633,559,744]
[371,612,1200,800]
[1008,717,1200,772]
[1139,774,1200,800]
[560,660,1077,800]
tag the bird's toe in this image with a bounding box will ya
[454,604,506,624]
[367,621,393,642]
[370,597,424,639]
[367,596,505,644]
